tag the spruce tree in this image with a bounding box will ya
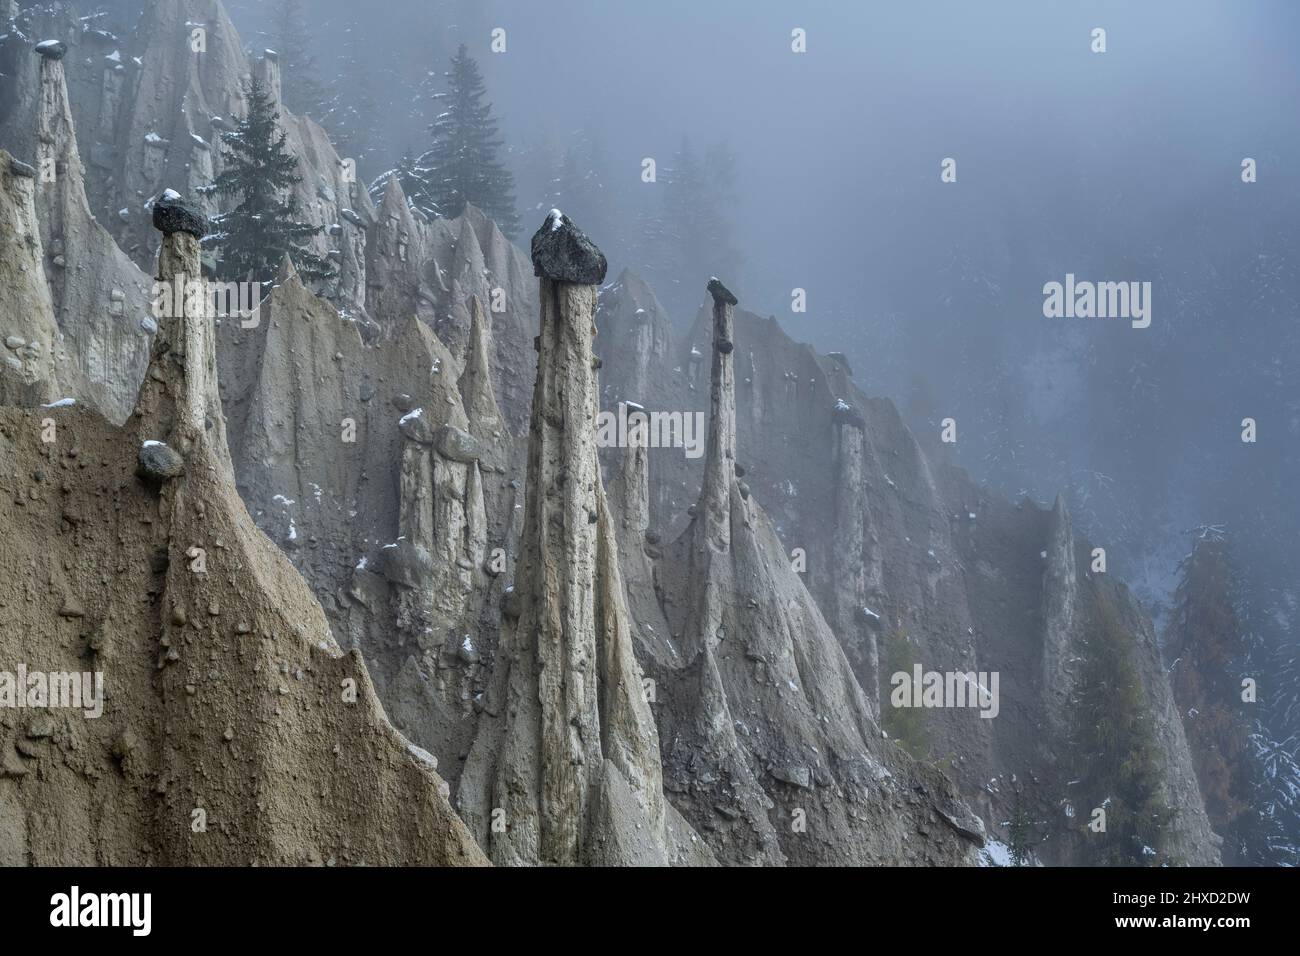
[269,0,327,118]
[211,77,334,285]
[1006,791,1036,865]
[420,44,519,235]
[367,151,435,216]
[1070,586,1174,865]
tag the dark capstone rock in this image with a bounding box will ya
[35,40,68,60]
[734,463,746,478]
[832,400,867,429]
[530,210,607,285]
[434,425,482,463]
[327,223,343,237]
[359,383,375,402]
[391,392,414,412]
[340,208,365,228]
[137,441,185,482]
[151,193,208,238]
[707,277,738,306]
[738,482,751,500]
[715,340,734,354]
[644,530,661,546]
[8,158,36,178]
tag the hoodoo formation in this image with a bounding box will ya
[0,0,1269,876]
[457,211,709,865]
[0,190,485,865]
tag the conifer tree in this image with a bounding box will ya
[367,151,435,215]
[1070,586,1173,865]
[419,44,519,235]
[1006,791,1036,865]
[211,77,334,285]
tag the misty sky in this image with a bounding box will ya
[230,0,1299,611]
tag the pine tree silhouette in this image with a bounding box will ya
[419,44,519,235]
[210,77,334,285]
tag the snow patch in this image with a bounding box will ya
[979,840,1014,867]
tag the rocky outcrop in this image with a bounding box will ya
[31,36,154,422]
[1034,498,1221,865]
[652,279,982,865]
[1040,494,1079,741]
[2,0,373,312]
[0,194,486,866]
[829,402,879,716]
[0,149,63,407]
[212,249,519,784]
[365,180,537,428]
[458,212,709,865]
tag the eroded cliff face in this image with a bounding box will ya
[1,0,373,310]
[594,272,1219,865]
[209,230,1219,864]
[0,0,1224,867]
[457,212,710,866]
[0,196,486,866]
[633,280,980,865]
[365,179,537,427]
[0,149,64,408]
[212,252,519,784]
[0,39,157,423]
